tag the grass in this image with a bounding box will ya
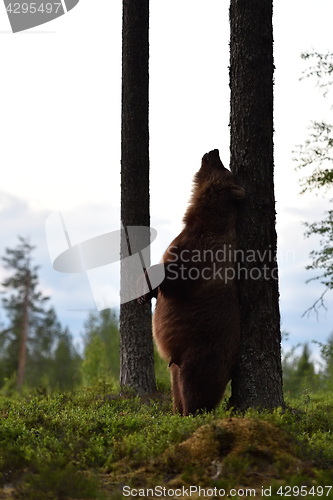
[0,382,333,499]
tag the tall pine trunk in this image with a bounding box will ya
[119,0,156,394]
[229,0,284,409]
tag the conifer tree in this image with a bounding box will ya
[1,237,48,389]
[0,237,80,390]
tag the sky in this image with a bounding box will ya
[0,0,333,364]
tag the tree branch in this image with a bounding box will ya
[302,288,329,320]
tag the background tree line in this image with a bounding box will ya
[0,236,168,394]
[1,236,333,399]
[0,237,81,392]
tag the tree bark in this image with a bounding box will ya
[119,0,156,394]
[229,0,284,409]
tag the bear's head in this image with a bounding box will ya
[183,149,245,232]
[195,149,244,199]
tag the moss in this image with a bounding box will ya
[0,388,333,498]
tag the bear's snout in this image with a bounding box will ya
[209,148,219,158]
[204,149,225,171]
[203,149,219,163]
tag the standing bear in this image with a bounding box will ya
[138,149,245,415]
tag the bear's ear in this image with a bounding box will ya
[229,185,245,200]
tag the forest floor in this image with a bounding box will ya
[0,382,333,499]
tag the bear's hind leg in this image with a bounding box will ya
[170,364,184,415]
[180,361,228,416]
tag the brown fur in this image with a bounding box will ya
[138,149,244,415]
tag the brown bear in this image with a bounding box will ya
[138,149,245,415]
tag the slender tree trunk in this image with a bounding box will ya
[229,0,284,409]
[119,0,156,394]
[17,272,30,390]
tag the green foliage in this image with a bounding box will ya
[21,463,104,500]
[294,51,333,192]
[282,326,333,390]
[24,311,82,392]
[294,51,333,292]
[154,345,171,389]
[303,209,333,288]
[294,51,333,188]
[300,51,333,97]
[0,237,48,384]
[0,237,81,392]
[313,333,333,393]
[283,343,321,398]
[81,308,172,390]
[0,386,333,498]
[282,332,333,402]
[296,121,333,194]
[0,387,195,496]
[0,238,172,395]
[81,309,119,386]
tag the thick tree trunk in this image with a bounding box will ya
[119,0,156,394]
[229,0,284,409]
